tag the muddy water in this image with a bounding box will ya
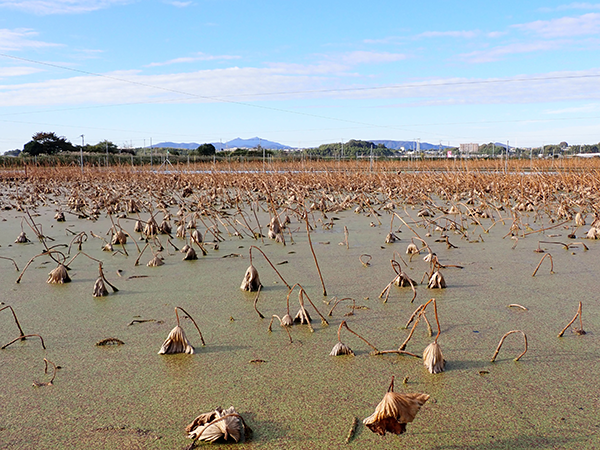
[1,205,598,449]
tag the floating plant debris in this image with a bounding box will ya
[363,376,429,436]
[186,406,252,445]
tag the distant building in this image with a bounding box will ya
[460,143,479,154]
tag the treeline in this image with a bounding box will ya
[306,140,395,158]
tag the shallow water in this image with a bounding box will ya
[1,204,598,449]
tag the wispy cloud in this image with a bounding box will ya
[459,41,562,63]
[146,52,241,67]
[418,30,480,39]
[539,3,600,12]
[338,51,407,65]
[513,12,600,37]
[544,103,600,114]
[0,28,61,51]
[165,0,192,7]
[0,65,43,77]
[0,0,132,15]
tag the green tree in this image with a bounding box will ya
[86,140,119,154]
[22,132,76,156]
[194,143,216,156]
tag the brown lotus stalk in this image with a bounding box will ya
[330,320,379,356]
[304,210,327,296]
[532,253,554,276]
[267,315,293,343]
[328,297,356,317]
[0,305,26,339]
[15,231,30,243]
[490,330,528,362]
[558,301,585,337]
[2,333,46,350]
[363,376,430,436]
[243,246,290,290]
[252,286,264,318]
[32,358,58,387]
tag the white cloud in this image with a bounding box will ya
[338,51,407,65]
[2,65,600,109]
[544,103,600,114]
[146,52,241,67]
[539,3,600,12]
[0,65,43,76]
[513,13,600,37]
[165,0,191,6]
[0,28,61,51]
[459,41,561,63]
[0,0,132,15]
[418,30,480,39]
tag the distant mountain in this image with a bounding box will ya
[152,137,292,151]
[370,140,451,151]
[213,137,292,151]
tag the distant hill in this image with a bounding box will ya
[370,140,451,151]
[152,137,292,151]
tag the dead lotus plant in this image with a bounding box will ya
[32,358,58,387]
[380,259,417,303]
[240,246,290,292]
[330,320,379,356]
[186,406,252,446]
[421,298,445,374]
[490,330,528,362]
[363,376,430,436]
[158,306,206,355]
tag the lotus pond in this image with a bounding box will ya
[1,163,599,449]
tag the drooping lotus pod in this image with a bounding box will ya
[47,264,71,284]
[102,242,113,252]
[143,217,159,236]
[240,265,262,291]
[133,220,143,233]
[93,277,109,297]
[176,223,186,239]
[147,254,164,267]
[363,378,429,436]
[294,308,311,324]
[385,232,398,243]
[158,325,194,354]
[186,406,251,443]
[423,341,445,374]
[329,341,355,356]
[428,271,446,289]
[159,220,172,235]
[191,229,203,243]
[183,246,198,261]
[15,232,30,243]
[54,211,65,222]
[111,230,127,245]
[406,243,419,255]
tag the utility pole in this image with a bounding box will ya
[79,134,84,174]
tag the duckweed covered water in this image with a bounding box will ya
[1,202,599,449]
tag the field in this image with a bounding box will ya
[1,159,599,449]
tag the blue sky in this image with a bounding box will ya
[1,0,600,151]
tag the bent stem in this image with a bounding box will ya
[0,305,26,339]
[338,320,379,352]
[490,330,528,362]
[532,253,554,276]
[249,246,291,289]
[304,210,327,296]
[328,297,356,317]
[253,286,264,319]
[558,302,584,337]
[2,333,46,350]
[175,306,206,346]
[268,315,293,343]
